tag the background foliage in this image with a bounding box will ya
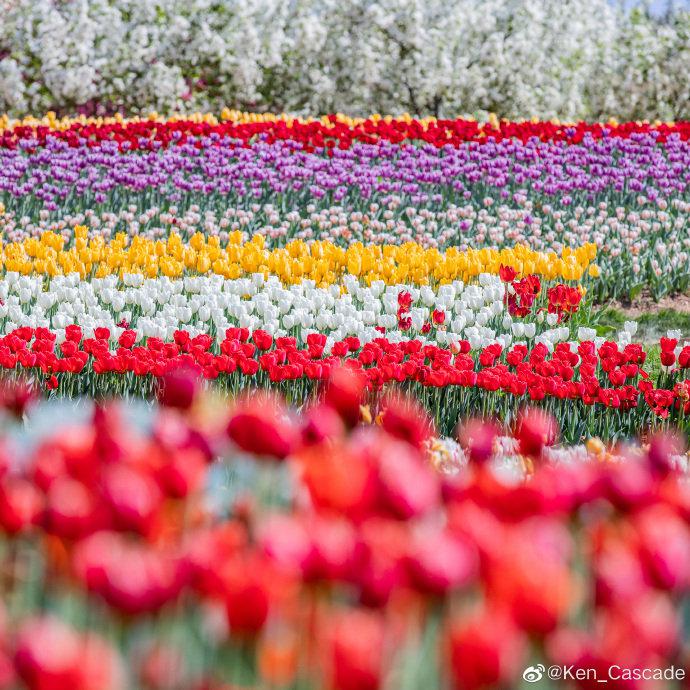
[1,0,688,120]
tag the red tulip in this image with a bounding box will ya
[0,650,14,689]
[0,378,36,419]
[432,309,446,325]
[324,367,366,427]
[326,609,385,690]
[604,456,655,511]
[30,443,67,492]
[252,329,273,351]
[14,617,84,690]
[593,535,648,607]
[661,350,676,367]
[301,515,357,583]
[102,465,162,535]
[489,548,575,636]
[634,505,690,591]
[371,433,440,520]
[354,518,409,607]
[515,408,558,458]
[227,394,297,460]
[14,618,122,690]
[406,524,477,597]
[43,476,105,539]
[379,396,434,449]
[647,431,685,477]
[157,365,200,410]
[457,418,500,465]
[50,426,100,486]
[64,325,83,342]
[117,330,136,349]
[297,439,379,519]
[448,607,526,690]
[0,477,43,535]
[223,553,274,638]
[301,404,345,446]
[153,446,207,499]
[608,591,680,659]
[72,532,185,615]
[185,522,249,599]
[397,291,413,310]
[258,514,311,574]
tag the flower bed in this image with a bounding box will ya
[2,115,689,300]
[0,114,689,441]
[0,322,687,441]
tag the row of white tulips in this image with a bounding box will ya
[0,271,631,353]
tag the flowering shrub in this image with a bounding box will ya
[0,1,689,120]
[0,374,688,689]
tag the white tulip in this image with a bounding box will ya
[578,327,597,341]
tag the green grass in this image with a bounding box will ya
[591,306,690,341]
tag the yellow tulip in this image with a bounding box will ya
[0,227,597,288]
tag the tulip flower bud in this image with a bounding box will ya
[324,367,366,427]
[326,609,384,690]
[227,395,297,460]
[515,408,559,459]
[458,418,500,465]
[157,365,200,410]
[647,431,685,478]
[448,607,526,690]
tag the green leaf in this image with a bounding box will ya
[629,282,645,301]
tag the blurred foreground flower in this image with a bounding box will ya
[0,376,685,689]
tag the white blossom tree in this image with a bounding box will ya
[0,0,688,119]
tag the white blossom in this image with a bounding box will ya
[0,0,687,119]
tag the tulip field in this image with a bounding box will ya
[1,114,690,438]
[0,109,690,690]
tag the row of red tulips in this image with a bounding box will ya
[0,324,686,433]
[2,116,689,151]
[0,370,688,689]
[0,325,688,438]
